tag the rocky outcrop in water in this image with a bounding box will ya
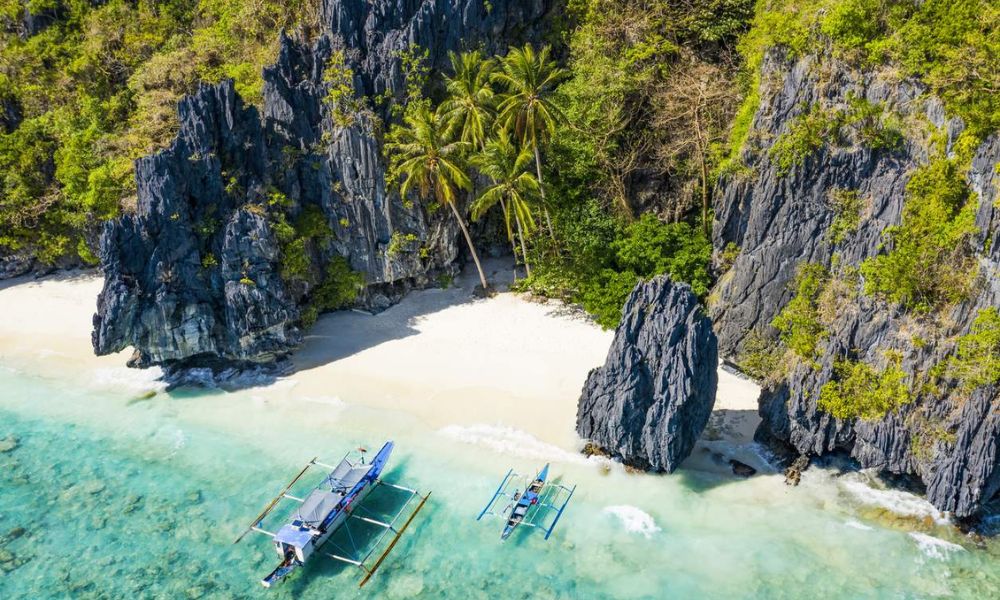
[711,49,1000,518]
[94,0,554,369]
[577,276,719,472]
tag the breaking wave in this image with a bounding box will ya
[92,366,167,395]
[909,532,964,561]
[437,423,589,465]
[840,476,949,525]
[603,505,661,538]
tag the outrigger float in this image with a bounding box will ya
[234,441,430,588]
[477,464,575,540]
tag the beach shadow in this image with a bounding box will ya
[289,258,514,373]
[671,408,777,492]
[0,268,101,293]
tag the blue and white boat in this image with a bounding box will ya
[235,442,430,588]
[477,463,575,541]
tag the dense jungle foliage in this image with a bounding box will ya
[1,0,997,333]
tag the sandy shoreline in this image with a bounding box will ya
[0,264,761,467]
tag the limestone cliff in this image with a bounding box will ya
[711,49,1000,518]
[93,0,554,368]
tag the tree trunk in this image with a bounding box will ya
[500,197,519,280]
[448,200,489,290]
[533,143,555,239]
[694,101,710,237]
[514,210,532,278]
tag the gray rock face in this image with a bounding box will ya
[711,49,1000,517]
[94,0,554,368]
[577,276,719,472]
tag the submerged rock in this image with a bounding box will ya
[0,435,19,453]
[2,527,26,543]
[729,459,757,478]
[577,276,719,472]
[784,455,810,487]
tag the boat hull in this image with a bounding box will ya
[260,443,394,587]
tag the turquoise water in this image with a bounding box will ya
[1,361,999,599]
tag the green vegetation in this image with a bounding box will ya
[860,155,979,311]
[769,104,835,176]
[470,130,540,274]
[323,50,369,128]
[386,232,420,258]
[4,0,997,340]
[275,205,332,283]
[0,0,318,264]
[498,0,751,326]
[819,352,913,421]
[947,308,1000,391]
[771,263,829,361]
[299,257,365,327]
[769,98,902,176]
[384,102,487,288]
[828,189,862,244]
[737,330,787,383]
[517,213,712,328]
[722,0,998,169]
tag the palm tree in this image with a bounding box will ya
[441,50,526,276]
[493,44,566,235]
[472,131,539,276]
[385,104,489,290]
[440,50,496,150]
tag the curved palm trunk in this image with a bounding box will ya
[448,200,489,290]
[533,143,555,240]
[514,210,532,277]
[499,198,520,281]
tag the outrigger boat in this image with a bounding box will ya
[234,441,430,588]
[477,463,575,541]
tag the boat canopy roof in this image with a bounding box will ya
[274,524,313,548]
[295,459,371,526]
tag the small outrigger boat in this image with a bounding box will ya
[477,463,575,541]
[234,442,430,588]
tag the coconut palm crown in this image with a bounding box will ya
[493,44,566,151]
[385,103,489,289]
[440,50,497,151]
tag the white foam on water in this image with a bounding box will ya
[92,366,167,394]
[437,423,588,465]
[909,532,965,561]
[844,520,873,531]
[603,505,661,538]
[840,476,949,525]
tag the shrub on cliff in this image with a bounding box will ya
[819,352,913,421]
[860,155,979,311]
[948,308,1000,392]
[771,263,828,361]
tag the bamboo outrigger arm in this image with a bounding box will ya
[234,457,318,544]
[358,491,431,588]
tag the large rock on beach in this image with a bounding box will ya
[577,276,719,472]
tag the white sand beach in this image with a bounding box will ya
[4,265,981,600]
[0,263,761,467]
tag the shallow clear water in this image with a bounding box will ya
[1,361,999,599]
